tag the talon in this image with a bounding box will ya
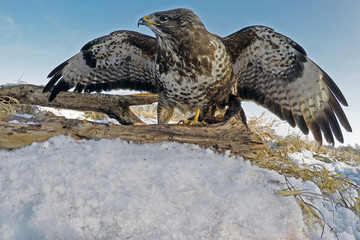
[179,119,207,126]
[178,109,207,125]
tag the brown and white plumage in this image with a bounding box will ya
[44,8,351,145]
[221,26,351,144]
[44,30,159,101]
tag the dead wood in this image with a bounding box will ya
[0,114,264,159]
[0,84,158,125]
[0,84,265,158]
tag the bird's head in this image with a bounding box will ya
[138,8,206,40]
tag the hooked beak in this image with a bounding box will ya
[138,15,160,27]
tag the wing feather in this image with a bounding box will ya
[222,26,351,144]
[44,30,160,101]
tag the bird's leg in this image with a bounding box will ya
[157,93,174,124]
[224,94,248,128]
[157,105,174,124]
[180,108,207,125]
[193,108,201,122]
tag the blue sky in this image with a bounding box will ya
[1,0,359,146]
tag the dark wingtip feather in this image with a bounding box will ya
[316,113,334,145]
[47,61,68,78]
[322,72,348,107]
[44,61,68,93]
[308,121,323,145]
[74,84,85,93]
[43,73,63,93]
[311,60,349,106]
[323,107,344,143]
[294,115,309,135]
[281,107,296,128]
[48,80,71,101]
[329,94,352,133]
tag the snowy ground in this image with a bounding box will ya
[0,109,359,239]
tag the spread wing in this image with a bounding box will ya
[222,26,352,144]
[44,30,160,101]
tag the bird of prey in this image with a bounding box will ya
[43,8,352,145]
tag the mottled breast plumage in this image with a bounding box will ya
[157,34,233,113]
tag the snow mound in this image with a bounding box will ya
[0,136,309,239]
[0,136,359,239]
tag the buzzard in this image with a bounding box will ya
[44,8,352,145]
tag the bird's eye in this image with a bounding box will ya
[159,16,169,22]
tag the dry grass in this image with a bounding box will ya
[247,113,359,237]
[0,96,19,120]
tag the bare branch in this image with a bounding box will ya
[0,84,158,124]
